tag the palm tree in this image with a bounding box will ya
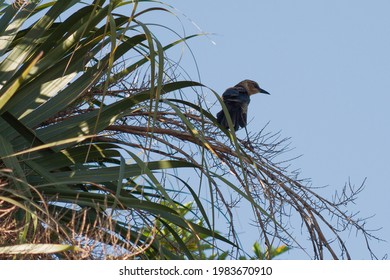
[0,1,380,259]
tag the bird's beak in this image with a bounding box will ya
[259,87,270,95]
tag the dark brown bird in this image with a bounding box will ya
[216,79,270,131]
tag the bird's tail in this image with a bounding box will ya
[216,110,227,128]
[216,110,239,131]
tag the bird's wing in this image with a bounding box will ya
[222,87,250,105]
[222,88,243,102]
[219,87,251,130]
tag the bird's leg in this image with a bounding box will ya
[243,126,254,149]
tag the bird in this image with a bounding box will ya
[216,79,270,132]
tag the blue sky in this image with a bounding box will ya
[161,0,390,259]
[3,0,388,260]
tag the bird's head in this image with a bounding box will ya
[237,79,270,96]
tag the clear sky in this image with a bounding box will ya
[161,0,390,259]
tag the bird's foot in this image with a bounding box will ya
[242,138,255,150]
